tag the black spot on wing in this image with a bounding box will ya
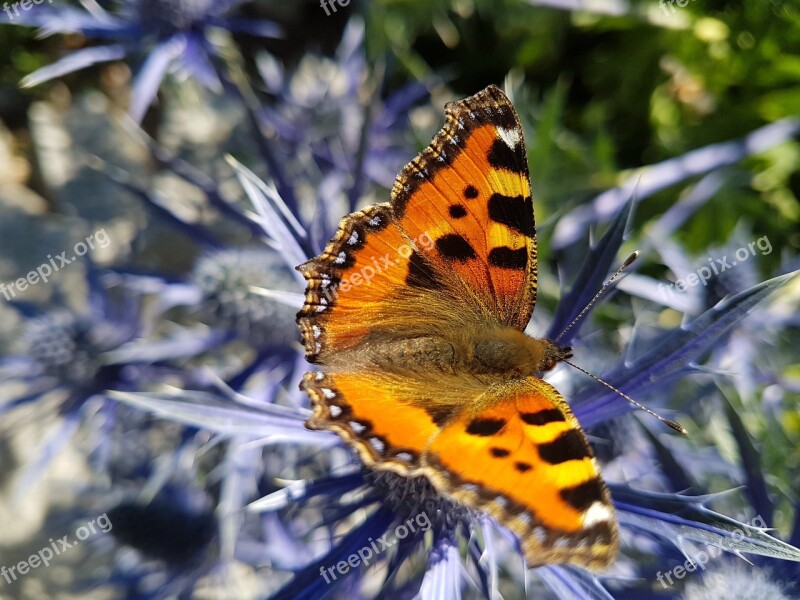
[449,205,467,218]
[466,418,506,436]
[487,193,534,237]
[514,461,533,473]
[467,418,506,437]
[487,138,526,174]
[490,447,510,458]
[425,405,453,427]
[406,251,443,290]
[464,185,479,199]
[521,409,565,426]
[488,247,528,270]
[560,478,605,512]
[537,430,591,464]
[436,234,477,262]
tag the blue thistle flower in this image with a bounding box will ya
[21,308,124,388]
[7,0,281,121]
[0,263,228,491]
[683,562,792,600]
[191,247,300,350]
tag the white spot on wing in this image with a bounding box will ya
[312,325,321,339]
[369,437,385,453]
[321,387,335,399]
[349,421,366,434]
[497,127,521,149]
[395,452,414,462]
[582,501,612,527]
[334,251,347,264]
[315,371,324,381]
[462,483,480,495]
[348,231,359,245]
[531,526,546,544]
[329,405,342,417]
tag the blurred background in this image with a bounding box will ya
[0,1,799,598]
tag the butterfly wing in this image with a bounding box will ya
[297,85,538,363]
[304,369,616,570]
[423,377,618,571]
[302,368,457,475]
[297,203,462,363]
[390,85,538,330]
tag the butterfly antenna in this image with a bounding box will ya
[563,359,686,434]
[554,251,639,343]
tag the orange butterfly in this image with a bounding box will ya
[296,85,618,570]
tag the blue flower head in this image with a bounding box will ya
[7,0,280,121]
[191,246,299,349]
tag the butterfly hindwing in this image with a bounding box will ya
[423,377,618,571]
[302,369,456,475]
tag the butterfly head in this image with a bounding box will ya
[475,328,573,376]
[539,340,573,372]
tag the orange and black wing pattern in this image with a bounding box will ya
[423,377,617,570]
[302,369,618,571]
[296,85,537,363]
[302,369,443,475]
[390,84,538,330]
[296,85,618,572]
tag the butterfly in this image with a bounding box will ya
[296,85,618,570]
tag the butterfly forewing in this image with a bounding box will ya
[391,85,538,330]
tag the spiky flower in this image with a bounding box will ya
[192,247,299,349]
[683,562,791,600]
[6,0,280,121]
[22,310,113,385]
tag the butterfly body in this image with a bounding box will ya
[321,327,568,379]
[297,85,618,570]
